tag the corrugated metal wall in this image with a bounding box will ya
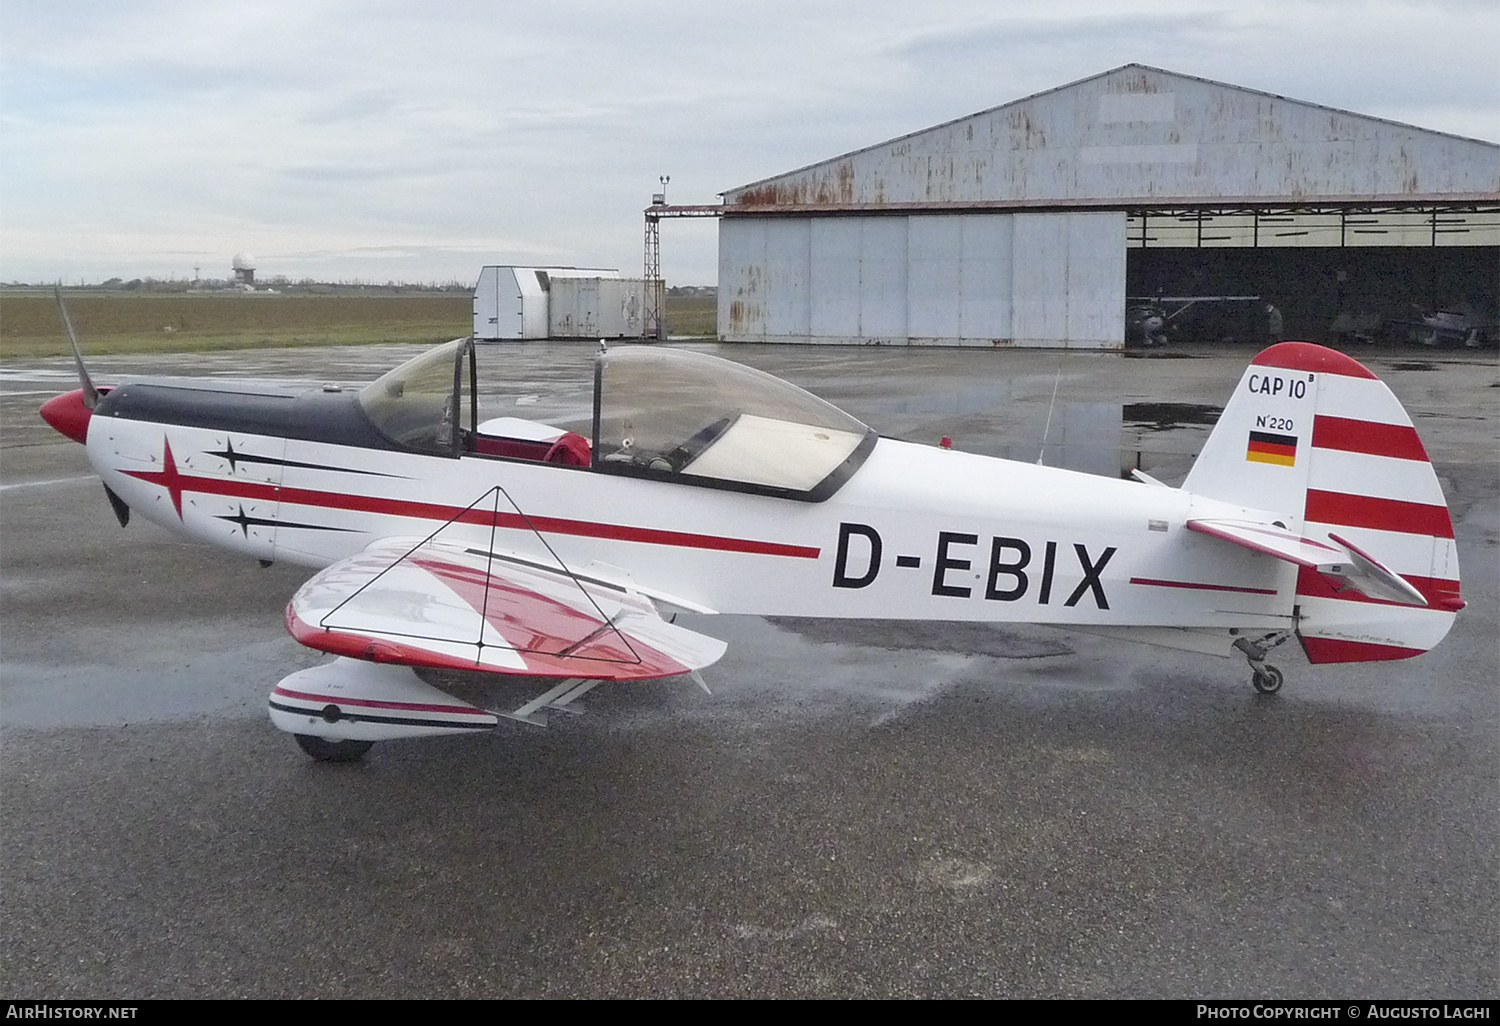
[472,266,635,340]
[549,278,646,338]
[715,65,1495,348]
[719,211,1125,347]
[725,66,1500,208]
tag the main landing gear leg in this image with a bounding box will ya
[1234,632,1292,695]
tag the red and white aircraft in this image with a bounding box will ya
[41,317,1463,761]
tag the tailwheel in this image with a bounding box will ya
[1235,632,1291,696]
[1251,664,1284,695]
[294,734,374,763]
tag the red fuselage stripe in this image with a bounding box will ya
[127,469,821,558]
[1304,489,1455,539]
[1311,416,1430,461]
[271,685,485,717]
[1129,577,1278,596]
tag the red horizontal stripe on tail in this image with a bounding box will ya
[1299,636,1425,664]
[1304,489,1454,539]
[1294,566,1465,611]
[1312,416,1429,461]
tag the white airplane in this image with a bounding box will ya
[40,310,1464,761]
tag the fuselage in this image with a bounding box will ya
[83,376,1294,632]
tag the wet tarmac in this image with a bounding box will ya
[2,341,1496,998]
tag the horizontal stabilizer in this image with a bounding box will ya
[287,538,727,680]
[1187,519,1427,607]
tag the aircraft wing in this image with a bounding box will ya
[1186,518,1427,607]
[286,538,727,679]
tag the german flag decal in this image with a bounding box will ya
[1246,430,1297,466]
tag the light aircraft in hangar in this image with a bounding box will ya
[40,298,1463,761]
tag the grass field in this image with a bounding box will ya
[0,290,718,358]
[664,295,717,337]
[0,292,472,359]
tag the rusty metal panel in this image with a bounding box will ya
[548,277,645,339]
[1065,213,1127,345]
[720,218,815,340]
[720,212,1122,347]
[1012,214,1069,342]
[549,276,599,337]
[1012,212,1124,347]
[764,218,811,336]
[597,279,645,337]
[958,214,1014,340]
[908,216,961,338]
[719,217,766,340]
[808,220,861,338]
[723,65,1500,209]
[859,218,909,340]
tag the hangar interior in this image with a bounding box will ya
[716,65,1499,348]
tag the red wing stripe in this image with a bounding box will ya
[286,608,676,681]
[409,556,663,668]
[1312,416,1429,461]
[131,471,819,558]
[1130,577,1278,596]
[1304,489,1454,538]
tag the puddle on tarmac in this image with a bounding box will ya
[766,619,1072,659]
[1122,402,1222,431]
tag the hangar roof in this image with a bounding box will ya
[721,65,1500,211]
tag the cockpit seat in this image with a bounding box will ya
[469,417,591,466]
[543,432,591,466]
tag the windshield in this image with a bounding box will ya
[358,338,467,455]
[594,347,873,500]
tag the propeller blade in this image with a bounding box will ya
[54,286,100,410]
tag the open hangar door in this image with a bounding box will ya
[1122,207,1499,349]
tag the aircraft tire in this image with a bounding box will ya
[1251,665,1284,695]
[294,734,374,763]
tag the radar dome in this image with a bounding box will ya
[231,252,256,271]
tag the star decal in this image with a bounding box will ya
[206,438,244,472]
[201,440,406,479]
[122,437,187,520]
[217,504,266,537]
[215,504,357,538]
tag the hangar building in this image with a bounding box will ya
[716,64,1499,348]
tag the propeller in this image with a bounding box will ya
[41,288,128,526]
[54,285,100,409]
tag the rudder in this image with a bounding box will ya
[1183,342,1462,663]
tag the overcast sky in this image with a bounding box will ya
[2,0,1496,286]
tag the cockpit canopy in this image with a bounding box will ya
[593,347,873,500]
[357,338,466,456]
[356,338,875,501]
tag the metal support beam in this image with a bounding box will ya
[643,211,663,341]
[640,192,725,342]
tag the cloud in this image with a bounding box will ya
[2,0,1495,285]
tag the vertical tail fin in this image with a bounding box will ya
[1183,342,1462,663]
